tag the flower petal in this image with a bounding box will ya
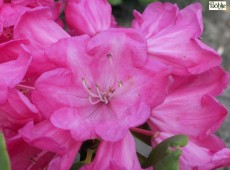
[0,3,28,27]
[19,120,80,155]
[65,0,114,36]
[87,28,148,68]
[132,2,179,39]
[32,68,85,118]
[150,95,227,139]
[11,0,54,7]
[0,88,40,129]
[133,2,220,75]
[149,67,229,139]
[51,107,97,141]
[7,136,56,170]
[14,7,69,49]
[80,132,142,170]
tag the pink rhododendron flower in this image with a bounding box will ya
[65,0,116,36]
[132,2,221,75]
[31,29,171,141]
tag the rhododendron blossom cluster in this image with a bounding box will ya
[0,0,229,169]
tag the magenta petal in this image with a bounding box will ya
[0,84,8,105]
[133,2,220,75]
[45,35,91,68]
[32,68,82,118]
[14,7,69,50]
[11,0,54,7]
[19,120,81,155]
[47,145,81,170]
[50,107,80,130]
[150,67,229,139]
[81,132,142,170]
[0,39,29,63]
[95,121,129,142]
[194,134,226,152]
[0,3,28,28]
[132,2,179,39]
[147,35,221,76]
[87,28,147,68]
[65,0,114,36]
[150,95,227,139]
[0,48,31,87]
[127,102,150,127]
[201,148,230,169]
[0,89,40,128]
[51,107,97,141]
[7,136,56,170]
[171,67,230,97]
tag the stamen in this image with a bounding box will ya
[118,80,123,88]
[107,53,113,58]
[82,78,99,98]
[96,84,103,101]
[107,53,118,88]
[16,84,35,90]
[102,94,109,104]
[109,87,115,93]
[89,96,101,105]
[27,151,47,170]
[82,58,123,105]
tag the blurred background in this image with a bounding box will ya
[109,0,230,169]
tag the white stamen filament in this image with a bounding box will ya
[107,53,118,88]
[27,151,47,170]
[88,96,101,105]
[96,84,103,101]
[82,78,100,98]
[16,84,35,90]
[82,78,112,104]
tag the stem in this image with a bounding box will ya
[130,127,153,137]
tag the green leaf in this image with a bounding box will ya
[0,133,11,170]
[142,135,188,170]
[137,0,157,5]
[70,161,85,170]
[131,131,152,146]
[137,152,147,165]
[108,0,123,6]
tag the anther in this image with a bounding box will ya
[107,53,113,58]
[118,80,123,87]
